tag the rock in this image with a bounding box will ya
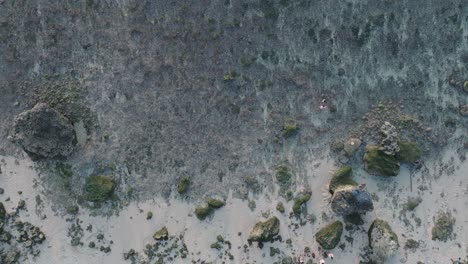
[405,197,422,211]
[364,146,400,176]
[397,141,421,163]
[153,226,168,240]
[89,241,96,248]
[210,242,222,250]
[276,202,285,213]
[368,219,399,261]
[404,239,420,250]
[464,81,468,93]
[315,220,343,250]
[459,105,468,117]
[344,138,361,156]
[194,205,212,220]
[177,177,190,194]
[292,191,312,215]
[9,103,75,158]
[281,256,294,264]
[2,250,20,264]
[146,211,153,220]
[331,185,373,216]
[329,166,357,194]
[84,175,115,202]
[379,122,399,155]
[431,211,455,242]
[248,216,280,242]
[207,198,225,208]
[17,199,26,210]
[0,202,6,227]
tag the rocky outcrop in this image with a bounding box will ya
[379,122,399,155]
[315,221,343,250]
[397,141,421,163]
[329,166,357,194]
[248,216,280,242]
[9,103,76,159]
[331,185,373,216]
[364,146,400,176]
[84,175,115,202]
[344,138,362,156]
[292,191,311,215]
[431,211,455,242]
[368,219,399,261]
[153,226,168,240]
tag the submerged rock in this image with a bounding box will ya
[368,219,399,261]
[364,146,400,176]
[248,216,280,242]
[397,141,421,163]
[431,211,455,242]
[84,175,115,202]
[344,138,362,156]
[379,122,399,155]
[329,166,357,194]
[315,220,343,250]
[9,103,75,159]
[153,226,168,240]
[331,185,373,216]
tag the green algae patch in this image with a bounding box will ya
[195,205,212,220]
[397,141,421,163]
[177,177,190,194]
[364,146,399,176]
[84,175,115,202]
[329,166,357,194]
[207,198,225,209]
[292,192,311,215]
[282,123,299,138]
[315,221,343,250]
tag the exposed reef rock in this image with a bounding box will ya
[9,103,76,159]
[397,141,421,163]
[329,166,357,194]
[315,221,343,250]
[153,227,168,241]
[84,175,115,203]
[364,146,400,176]
[344,138,362,156]
[368,219,399,262]
[248,217,280,243]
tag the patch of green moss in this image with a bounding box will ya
[431,211,455,242]
[84,175,115,202]
[315,221,343,250]
[363,146,400,176]
[223,71,237,82]
[292,192,311,215]
[397,141,421,163]
[177,177,190,194]
[282,124,299,138]
[329,166,357,194]
[276,202,285,213]
[195,205,212,220]
[207,198,225,209]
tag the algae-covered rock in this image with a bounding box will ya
[397,141,421,163]
[207,198,225,209]
[177,177,190,194]
[195,205,212,220]
[344,138,362,156]
[276,202,285,213]
[292,192,311,215]
[329,166,357,194]
[282,123,299,138]
[248,216,280,242]
[331,185,373,216]
[0,202,6,227]
[315,220,343,250]
[364,146,400,176]
[464,81,468,93]
[368,219,399,261]
[9,103,76,159]
[275,165,292,187]
[431,211,455,242]
[84,175,115,202]
[153,226,168,240]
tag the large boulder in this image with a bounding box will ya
[315,220,343,250]
[10,103,75,158]
[368,219,399,261]
[329,166,357,194]
[248,216,280,242]
[331,185,373,216]
[364,146,400,176]
[379,122,399,155]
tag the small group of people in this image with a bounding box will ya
[319,98,328,110]
[296,247,335,264]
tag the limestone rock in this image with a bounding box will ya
[329,166,357,194]
[248,216,280,242]
[344,138,361,156]
[364,146,400,176]
[331,185,373,216]
[10,103,76,158]
[153,226,168,240]
[315,220,343,250]
[368,219,399,261]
